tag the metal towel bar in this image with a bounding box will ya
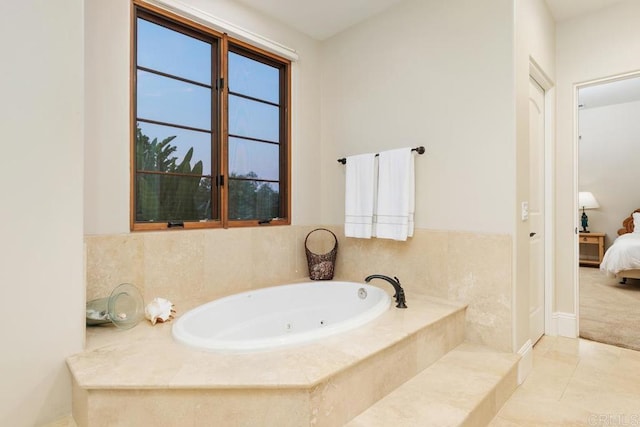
[337,146,425,164]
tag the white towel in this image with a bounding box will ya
[374,148,415,241]
[344,153,376,238]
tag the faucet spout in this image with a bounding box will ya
[364,274,407,308]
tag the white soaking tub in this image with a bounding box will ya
[172,281,391,353]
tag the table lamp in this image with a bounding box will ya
[578,191,599,233]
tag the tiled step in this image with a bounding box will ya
[346,343,520,427]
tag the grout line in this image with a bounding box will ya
[557,356,580,402]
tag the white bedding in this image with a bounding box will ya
[600,233,640,276]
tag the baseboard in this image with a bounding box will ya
[516,339,533,384]
[551,311,577,337]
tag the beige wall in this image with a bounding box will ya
[320,0,517,234]
[513,0,555,353]
[84,0,130,235]
[555,0,640,317]
[579,100,640,249]
[317,0,556,356]
[0,0,85,426]
[84,0,323,235]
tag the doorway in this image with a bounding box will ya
[577,73,640,350]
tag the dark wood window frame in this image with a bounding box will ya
[130,1,291,231]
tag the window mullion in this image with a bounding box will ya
[220,33,229,228]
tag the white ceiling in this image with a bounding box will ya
[235,0,627,41]
[544,0,626,22]
[234,0,405,40]
[233,0,638,106]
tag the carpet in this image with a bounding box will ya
[579,266,640,351]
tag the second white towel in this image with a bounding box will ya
[374,148,414,241]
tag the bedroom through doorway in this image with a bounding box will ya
[577,73,640,351]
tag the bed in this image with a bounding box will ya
[600,209,640,283]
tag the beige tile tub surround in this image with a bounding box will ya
[335,230,512,351]
[84,226,313,306]
[85,226,512,351]
[68,294,467,426]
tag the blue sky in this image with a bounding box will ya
[136,17,281,181]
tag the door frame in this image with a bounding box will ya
[530,59,554,338]
[572,70,640,332]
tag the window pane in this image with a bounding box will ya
[136,174,212,222]
[228,95,279,142]
[228,51,279,103]
[137,122,212,175]
[228,180,279,220]
[228,137,279,181]
[133,6,289,229]
[137,70,211,130]
[137,18,211,85]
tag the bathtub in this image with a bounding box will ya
[172,281,391,353]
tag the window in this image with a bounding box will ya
[132,2,290,231]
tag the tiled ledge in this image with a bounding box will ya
[67,293,467,426]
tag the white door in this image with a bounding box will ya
[529,77,545,344]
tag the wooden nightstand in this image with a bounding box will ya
[579,232,605,267]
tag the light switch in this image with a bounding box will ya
[521,202,529,221]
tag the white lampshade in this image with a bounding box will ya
[578,191,600,210]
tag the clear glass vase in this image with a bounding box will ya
[86,283,144,330]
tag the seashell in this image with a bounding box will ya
[145,297,176,325]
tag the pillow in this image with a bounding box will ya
[633,212,640,233]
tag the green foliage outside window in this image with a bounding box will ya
[135,126,279,223]
[135,126,210,222]
[228,172,279,220]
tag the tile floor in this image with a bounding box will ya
[490,336,640,426]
